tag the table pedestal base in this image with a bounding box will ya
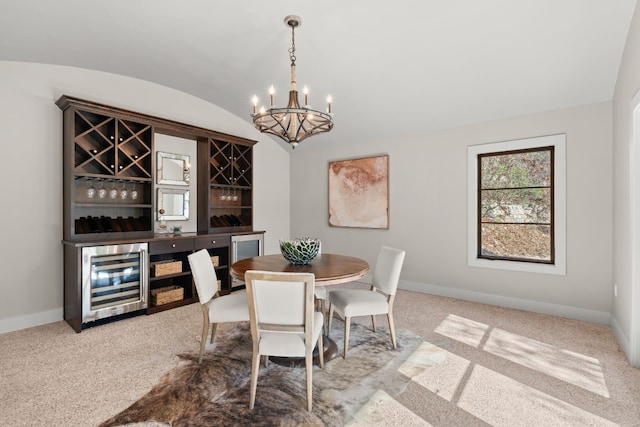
[268,335,340,368]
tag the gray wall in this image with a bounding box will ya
[291,101,613,324]
[0,61,290,333]
[613,3,640,363]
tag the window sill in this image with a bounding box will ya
[468,256,566,275]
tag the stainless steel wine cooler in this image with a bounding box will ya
[81,242,149,324]
[230,233,264,289]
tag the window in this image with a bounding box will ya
[478,146,553,263]
[468,134,566,275]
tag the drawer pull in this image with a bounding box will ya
[212,240,216,244]
[172,244,176,248]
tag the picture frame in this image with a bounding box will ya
[328,154,389,229]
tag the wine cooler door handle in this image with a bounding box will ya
[231,241,237,264]
[140,248,149,307]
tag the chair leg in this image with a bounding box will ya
[305,353,313,411]
[371,314,377,332]
[198,322,209,364]
[210,323,218,343]
[328,304,334,337]
[387,312,397,349]
[343,316,351,358]
[198,307,211,364]
[318,333,324,368]
[321,298,327,333]
[249,347,260,409]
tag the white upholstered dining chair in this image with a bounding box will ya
[188,248,250,364]
[244,270,324,412]
[328,246,406,358]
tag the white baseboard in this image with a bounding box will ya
[610,315,632,361]
[399,279,612,325]
[0,282,616,336]
[0,308,63,335]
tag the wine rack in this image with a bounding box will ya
[59,97,154,241]
[73,110,152,178]
[200,138,253,233]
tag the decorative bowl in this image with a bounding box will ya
[279,237,321,265]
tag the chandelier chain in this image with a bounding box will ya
[288,25,296,65]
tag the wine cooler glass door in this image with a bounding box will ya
[82,243,149,324]
[230,233,264,289]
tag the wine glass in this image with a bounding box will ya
[109,181,118,200]
[130,182,138,201]
[232,189,238,202]
[98,180,107,199]
[120,182,128,200]
[86,179,96,199]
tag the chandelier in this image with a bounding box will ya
[251,15,334,149]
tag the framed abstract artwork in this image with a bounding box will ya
[328,154,389,229]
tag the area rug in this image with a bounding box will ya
[100,318,446,427]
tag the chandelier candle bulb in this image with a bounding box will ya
[327,95,332,114]
[269,85,275,106]
[252,96,258,114]
[303,86,309,106]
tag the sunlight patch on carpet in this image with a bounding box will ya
[457,365,619,427]
[413,352,618,427]
[412,351,471,401]
[348,389,433,426]
[433,313,610,398]
[347,341,446,426]
[483,328,610,398]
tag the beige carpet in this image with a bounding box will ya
[1,284,640,426]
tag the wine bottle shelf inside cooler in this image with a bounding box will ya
[89,252,143,311]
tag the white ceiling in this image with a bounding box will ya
[0,0,637,151]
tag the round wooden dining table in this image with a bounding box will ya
[230,253,370,285]
[230,253,370,366]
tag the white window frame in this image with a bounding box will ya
[467,134,566,275]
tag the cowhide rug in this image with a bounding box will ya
[100,318,445,427]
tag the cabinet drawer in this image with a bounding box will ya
[194,235,230,250]
[149,239,194,255]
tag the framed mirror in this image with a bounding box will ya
[157,151,190,186]
[157,188,190,220]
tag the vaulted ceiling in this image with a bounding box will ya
[0,1,636,151]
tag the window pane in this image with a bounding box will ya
[481,188,551,223]
[481,224,551,261]
[481,150,551,189]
